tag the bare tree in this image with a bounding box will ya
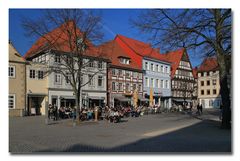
[133,9,231,128]
[22,9,106,121]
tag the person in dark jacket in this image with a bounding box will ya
[196,103,200,115]
[200,104,203,114]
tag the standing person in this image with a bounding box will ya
[72,107,77,121]
[48,104,52,119]
[197,103,200,115]
[200,104,203,115]
[53,104,58,121]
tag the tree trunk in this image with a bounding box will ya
[218,53,231,129]
[215,9,231,129]
[75,91,80,121]
[219,72,231,129]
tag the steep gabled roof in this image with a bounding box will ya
[192,67,198,79]
[160,48,187,78]
[98,40,141,71]
[198,57,219,72]
[24,20,98,59]
[9,41,26,63]
[115,34,170,65]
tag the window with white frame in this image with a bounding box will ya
[8,94,15,109]
[125,59,130,64]
[132,72,137,78]
[151,78,154,87]
[9,66,15,78]
[138,84,142,92]
[212,79,217,85]
[66,56,72,65]
[38,54,45,63]
[41,54,46,63]
[30,69,35,79]
[120,58,124,64]
[112,82,116,91]
[66,73,71,84]
[55,73,61,84]
[88,60,94,68]
[133,84,137,91]
[155,64,158,72]
[125,83,130,92]
[118,83,123,91]
[38,57,41,62]
[165,66,168,73]
[88,74,94,86]
[145,77,149,87]
[38,71,44,79]
[145,62,149,70]
[165,80,168,89]
[98,61,103,69]
[151,63,154,71]
[138,73,142,79]
[98,75,103,87]
[118,69,123,76]
[161,65,164,73]
[112,69,117,76]
[161,80,164,88]
[156,79,159,88]
[125,71,131,78]
[35,57,39,62]
[54,55,61,63]
[119,58,130,65]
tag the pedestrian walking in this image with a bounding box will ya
[196,103,200,115]
[200,104,203,115]
[48,104,52,119]
[53,104,58,121]
[72,108,77,121]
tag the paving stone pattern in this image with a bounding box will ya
[9,109,231,153]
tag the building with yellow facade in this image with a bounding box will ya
[9,42,26,116]
[197,57,221,108]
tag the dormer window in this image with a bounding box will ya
[119,57,130,65]
[55,55,61,63]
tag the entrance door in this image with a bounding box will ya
[29,97,43,115]
[52,98,57,107]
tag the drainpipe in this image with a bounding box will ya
[24,62,28,116]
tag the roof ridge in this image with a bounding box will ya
[117,34,151,47]
[116,35,145,57]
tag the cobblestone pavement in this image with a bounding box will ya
[9,109,231,153]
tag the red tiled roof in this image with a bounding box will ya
[160,48,187,78]
[24,20,101,59]
[198,57,219,72]
[115,34,170,65]
[98,40,142,70]
[192,67,198,79]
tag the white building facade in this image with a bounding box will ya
[143,57,172,109]
[197,70,221,108]
[27,51,108,112]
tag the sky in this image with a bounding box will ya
[9,9,202,67]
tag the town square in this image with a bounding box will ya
[8,8,232,153]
